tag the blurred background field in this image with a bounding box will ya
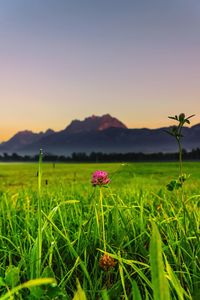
[1,161,200,194]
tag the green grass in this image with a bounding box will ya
[0,162,199,299]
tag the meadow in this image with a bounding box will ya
[0,161,199,299]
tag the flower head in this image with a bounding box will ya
[91,170,110,187]
[99,253,116,271]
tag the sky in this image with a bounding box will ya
[0,0,200,141]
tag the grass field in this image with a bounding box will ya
[0,162,199,299]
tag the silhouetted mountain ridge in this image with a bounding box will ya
[0,129,55,152]
[0,115,200,155]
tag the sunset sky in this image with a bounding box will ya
[0,0,200,141]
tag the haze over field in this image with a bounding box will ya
[0,0,200,141]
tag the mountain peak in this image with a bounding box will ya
[65,114,127,133]
[44,129,55,135]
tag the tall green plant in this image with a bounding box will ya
[36,149,43,278]
[166,113,195,237]
[166,113,194,191]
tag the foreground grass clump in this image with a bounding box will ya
[0,162,199,299]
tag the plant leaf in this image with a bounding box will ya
[150,222,171,300]
[132,280,142,300]
[73,279,87,300]
[168,116,177,120]
[5,266,20,288]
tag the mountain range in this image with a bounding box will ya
[0,114,200,155]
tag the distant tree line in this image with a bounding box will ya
[1,148,200,162]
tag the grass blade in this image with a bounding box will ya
[132,280,142,300]
[0,278,56,300]
[150,222,171,300]
[73,278,87,300]
[165,257,192,300]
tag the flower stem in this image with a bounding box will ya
[177,138,186,234]
[177,138,183,180]
[99,188,106,252]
